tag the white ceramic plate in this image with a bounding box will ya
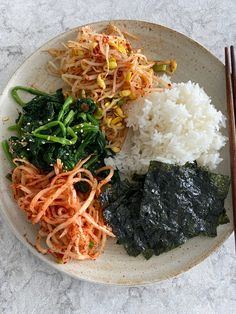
[0,20,233,286]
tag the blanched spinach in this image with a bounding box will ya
[5,86,111,172]
[102,162,230,259]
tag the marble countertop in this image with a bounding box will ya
[0,0,235,313]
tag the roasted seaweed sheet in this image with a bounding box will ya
[101,161,230,259]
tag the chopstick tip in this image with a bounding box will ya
[230,46,235,56]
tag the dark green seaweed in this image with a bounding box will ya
[102,161,230,259]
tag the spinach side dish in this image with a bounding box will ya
[3,86,111,172]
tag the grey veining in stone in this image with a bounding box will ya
[0,0,235,313]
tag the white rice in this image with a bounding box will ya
[105,81,227,176]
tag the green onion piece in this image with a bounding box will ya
[89,241,94,249]
[117,99,125,106]
[94,108,103,120]
[11,86,48,106]
[58,96,74,121]
[152,63,167,73]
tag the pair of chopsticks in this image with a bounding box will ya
[225,46,236,247]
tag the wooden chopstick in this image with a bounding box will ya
[225,46,236,248]
[230,46,236,115]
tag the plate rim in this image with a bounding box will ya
[0,19,232,286]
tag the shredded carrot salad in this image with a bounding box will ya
[48,24,170,152]
[12,156,115,263]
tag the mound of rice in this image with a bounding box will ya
[105,81,227,175]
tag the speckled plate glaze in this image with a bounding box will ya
[0,20,233,286]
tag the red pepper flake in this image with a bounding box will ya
[126,42,132,51]
[93,46,100,55]
[103,36,109,43]
[117,70,123,77]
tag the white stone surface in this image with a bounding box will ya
[0,0,235,313]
